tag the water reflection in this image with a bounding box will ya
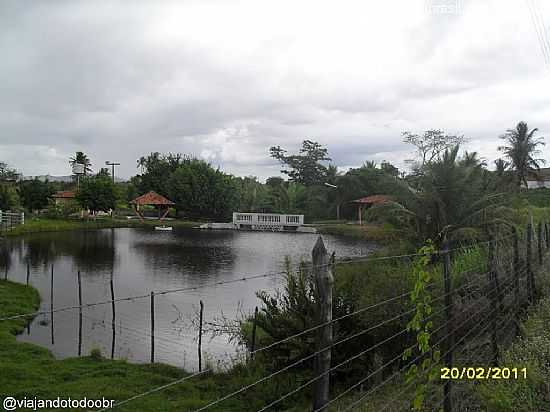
[3,227,375,371]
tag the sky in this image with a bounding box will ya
[1,0,549,181]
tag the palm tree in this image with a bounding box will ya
[498,121,545,188]
[362,160,378,169]
[69,151,93,175]
[460,151,486,168]
[370,146,506,243]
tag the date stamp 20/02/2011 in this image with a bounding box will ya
[441,367,527,380]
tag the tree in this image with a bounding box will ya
[380,161,399,177]
[403,129,466,168]
[69,151,93,175]
[0,184,18,210]
[18,179,54,212]
[498,121,545,188]
[269,140,331,186]
[166,159,239,220]
[0,162,19,182]
[236,176,269,213]
[76,173,116,214]
[136,152,189,196]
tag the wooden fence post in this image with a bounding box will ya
[442,239,453,412]
[77,270,82,357]
[50,264,54,345]
[537,222,543,266]
[527,223,534,303]
[4,264,7,280]
[150,292,155,363]
[545,222,550,250]
[110,273,116,360]
[312,237,333,412]
[250,306,259,360]
[26,262,30,285]
[512,227,521,336]
[198,300,204,372]
[488,236,499,365]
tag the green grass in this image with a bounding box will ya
[315,222,410,246]
[3,218,203,237]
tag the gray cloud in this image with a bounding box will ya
[1,0,549,180]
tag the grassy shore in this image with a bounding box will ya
[3,217,203,237]
[0,280,315,411]
[314,222,408,245]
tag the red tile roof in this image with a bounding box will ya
[131,191,175,206]
[351,195,393,205]
[52,190,76,199]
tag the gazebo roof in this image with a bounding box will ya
[131,191,175,206]
[350,195,393,205]
[52,190,76,199]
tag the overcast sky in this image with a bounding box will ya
[1,0,549,180]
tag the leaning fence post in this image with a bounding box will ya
[150,291,155,363]
[50,264,55,345]
[512,227,521,336]
[312,237,333,412]
[488,236,499,365]
[250,306,259,360]
[527,223,534,303]
[442,239,453,412]
[198,300,204,372]
[537,222,543,266]
[110,272,116,360]
[77,270,83,357]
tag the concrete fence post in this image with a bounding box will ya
[312,237,333,412]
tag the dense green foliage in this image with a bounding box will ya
[17,179,55,212]
[134,153,239,220]
[76,173,117,213]
[167,159,239,220]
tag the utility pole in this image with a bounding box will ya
[105,161,121,184]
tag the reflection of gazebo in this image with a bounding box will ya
[131,191,175,223]
[350,195,393,225]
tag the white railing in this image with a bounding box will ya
[233,212,304,227]
[0,210,25,230]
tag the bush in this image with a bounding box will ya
[477,297,550,411]
[90,348,102,361]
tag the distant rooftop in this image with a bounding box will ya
[52,190,76,199]
[527,168,550,181]
[350,195,393,205]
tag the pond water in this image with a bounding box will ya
[1,227,376,371]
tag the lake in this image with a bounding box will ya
[1,227,376,371]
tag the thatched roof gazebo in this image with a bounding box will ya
[131,191,175,223]
[350,195,393,225]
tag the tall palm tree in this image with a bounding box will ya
[498,121,545,188]
[69,151,93,175]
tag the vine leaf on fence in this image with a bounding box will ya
[403,240,441,411]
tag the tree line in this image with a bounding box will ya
[0,121,545,226]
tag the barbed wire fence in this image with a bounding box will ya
[1,221,549,411]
